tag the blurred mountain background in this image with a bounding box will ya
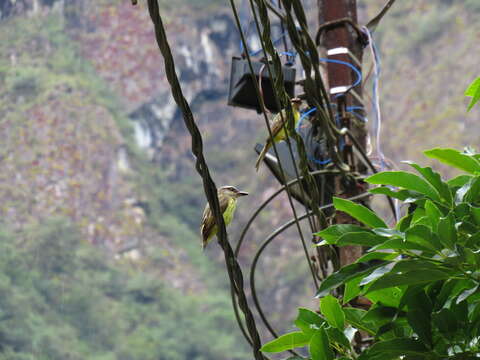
[0,0,479,358]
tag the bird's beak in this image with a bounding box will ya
[238,191,249,196]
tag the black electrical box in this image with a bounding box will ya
[228,56,296,113]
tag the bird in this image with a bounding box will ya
[200,185,248,250]
[255,98,302,171]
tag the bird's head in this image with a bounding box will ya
[290,97,302,110]
[219,185,249,198]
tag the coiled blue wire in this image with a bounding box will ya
[319,57,362,88]
[295,108,331,165]
[295,103,367,166]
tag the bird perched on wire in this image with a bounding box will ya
[200,185,248,250]
[255,98,302,171]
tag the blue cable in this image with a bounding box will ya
[319,57,362,88]
[295,103,367,166]
[346,106,368,123]
[296,107,332,165]
[349,111,368,123]
[346,106,364,111]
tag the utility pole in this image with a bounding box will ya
[317,0,368,267]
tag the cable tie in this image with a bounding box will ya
[330,86,349,94]
[327,47,349,56]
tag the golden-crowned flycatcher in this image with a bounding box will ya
[200,185,248,250]
[255,98,302,171]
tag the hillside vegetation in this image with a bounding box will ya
[0,0,479,358]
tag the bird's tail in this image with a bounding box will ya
[255,142,271,171]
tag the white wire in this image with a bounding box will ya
[363,26,386,171]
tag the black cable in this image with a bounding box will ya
[230,0,320,290]
[249,192,371,340]
[144,2,264,359]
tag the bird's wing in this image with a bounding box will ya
[200,194,230,243]
[268,110,287,139]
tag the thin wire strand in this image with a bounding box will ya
[248,0,319,235]
[144,2,264,359]
[364,27,386,171]
[229,0,320,290]
[250,1,339,296]
[249,192,371,340]
[230,169,341,344]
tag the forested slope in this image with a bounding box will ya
[0,0,478,358]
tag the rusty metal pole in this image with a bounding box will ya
[318,0,368,267]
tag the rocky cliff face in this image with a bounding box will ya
[1,0,480,344]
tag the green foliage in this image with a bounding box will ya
[465,77,480,111]
[261,148,480,359]
[0,219,248,359]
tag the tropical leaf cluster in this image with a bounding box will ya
[261,148,480,360]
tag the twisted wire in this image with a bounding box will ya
[144,1,264,358]
[250,192,371,340]
[282,0,344,151]
[248,0,322,282]
[230,170,341,346]
[229,0,319,290]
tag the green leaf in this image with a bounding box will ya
[438,212,457,249]
[392,260,445,273]
[333,197,387,228]
[424,148,480,174]
[343,307,376,335]
[366,287,404,308]
[325,327,351,350]
[366,270,452,293]
[405,225,442,252]
[364,338,427,358]
[366,171,441,202]
[309,327,334,360]
[457,285,478,303]
[451,299,469,325]
[336,232,387,247]
[470,206,480,226]
[396,213,413,232]
[320,295,345,329]
[260,331,311,353]
[369,186,411,201]
[465,77,480,111]
[294,308,324,335]
[448,174,473,187]
[343,275,362,304]
[405,161,452,205]
[432,308,458,336]
[371,238,433,253]
[356,252,399,263]
[362,306,397,326]
[372,228,404,238]
[315,224,368,244]
[407,309,432,348]
[434,279,475,310]
[455,177,480,204]
[424,200,442,231]
[316,261,387,298]
[464,177,480,204]
[360,263,395,286]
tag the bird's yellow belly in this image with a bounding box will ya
[208,198,237,242]
[274,127,287,142]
